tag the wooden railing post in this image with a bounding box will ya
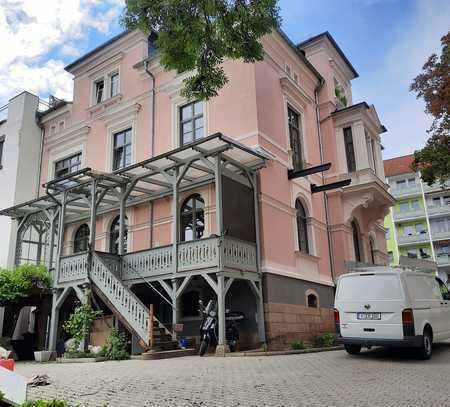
[149,303,154,350]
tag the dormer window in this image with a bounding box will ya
[95,79,104,104]
[110,72,119,97]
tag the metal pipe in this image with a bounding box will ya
[144,59,156,249]
[36,126,45,198]
[314,81,336,284]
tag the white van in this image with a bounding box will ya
[334,267,450,359]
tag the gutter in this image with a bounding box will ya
[144,59,156,249]
[314,79,336,285]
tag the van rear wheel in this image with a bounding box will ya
[344,344,361,355]
[418,330,432,360]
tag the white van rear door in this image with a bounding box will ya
[335,273,406,340]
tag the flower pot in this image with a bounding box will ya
[34,351,52,363]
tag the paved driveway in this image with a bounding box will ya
[16,344,450,407]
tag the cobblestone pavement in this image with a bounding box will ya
[15,344,450,407]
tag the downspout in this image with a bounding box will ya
[36,125,45,198]
[314,80,336,285]
[144,59,156,249]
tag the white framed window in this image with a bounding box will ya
[58,121,64,132]
[179,101,204,146]
[293,72,299,84]
[110,72,119,98]
[91,68,120,106]
[285,63,291,77]
[94,78,105,104]
[54,152,82,179]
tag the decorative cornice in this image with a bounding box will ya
[87,94,123,117]
[46,125,91,150]
[96,101,141,126]
[280,77,315,107]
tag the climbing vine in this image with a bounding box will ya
[63,303,102,352]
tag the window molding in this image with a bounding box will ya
[343,126,356,172]
[179,101,204,147]
[54,152,82,179]
[47,145,85,182]
[105,118,136,172]
[283,96,309,170]
[171,96,208,149]
[89,64,121,107]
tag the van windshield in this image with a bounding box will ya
[337,274,403,301]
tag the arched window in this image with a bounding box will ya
[307,293,318,308]
[369,237,375,264]
[180,194,205,242]
[295,199,309,253]
[352,220,362,262]
[110,215,128,254]
[74,224,90,253]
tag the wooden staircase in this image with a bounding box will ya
[92,253,194,359]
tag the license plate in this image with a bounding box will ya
[357,312,381,320]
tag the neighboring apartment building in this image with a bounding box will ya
[0,92,46,338]
[0,29,392,352]
[384,154,450,282]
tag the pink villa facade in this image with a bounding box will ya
[1,30,393,352]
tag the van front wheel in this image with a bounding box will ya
[418,330,432,360]
[344,344,361,355]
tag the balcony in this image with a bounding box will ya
[423,181,450,193]
[389,185,422,198]
[432,230,450,241]
[427,204,450,217]
[437,254,450,266]
[58,236,257,285]
[397,233,430,246]
[393,208,426,222]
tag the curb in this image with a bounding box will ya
[225,345,344,357]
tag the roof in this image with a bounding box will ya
[275,28,324,84]
[64,30,131,72]
[331,102,387,133]
[297,31,359,79]
[0,133,269,220]
[383,154,415,177]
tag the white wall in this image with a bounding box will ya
[0,92,41,268]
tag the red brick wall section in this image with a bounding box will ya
[264,303,335,350]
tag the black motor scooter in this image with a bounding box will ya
[198,299,245,356]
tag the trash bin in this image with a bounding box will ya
[179,337,188,349]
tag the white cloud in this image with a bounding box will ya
[0,0,125,105]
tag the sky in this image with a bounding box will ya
[0,0,449,159]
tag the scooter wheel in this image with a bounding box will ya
[229,343,237,353]
[199,340,208,356]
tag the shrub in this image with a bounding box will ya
[63,303,102,353]
[290,340,305,350]
[0,264,51,305]
[312,333,336,348]
[100,328,129,360]
[19,400,67,407]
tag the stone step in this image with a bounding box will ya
[154,340,180,351]
[141,348,197,360]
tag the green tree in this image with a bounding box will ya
[122,0,280,100]
[410,32,450,186]
[0,264,51,305]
